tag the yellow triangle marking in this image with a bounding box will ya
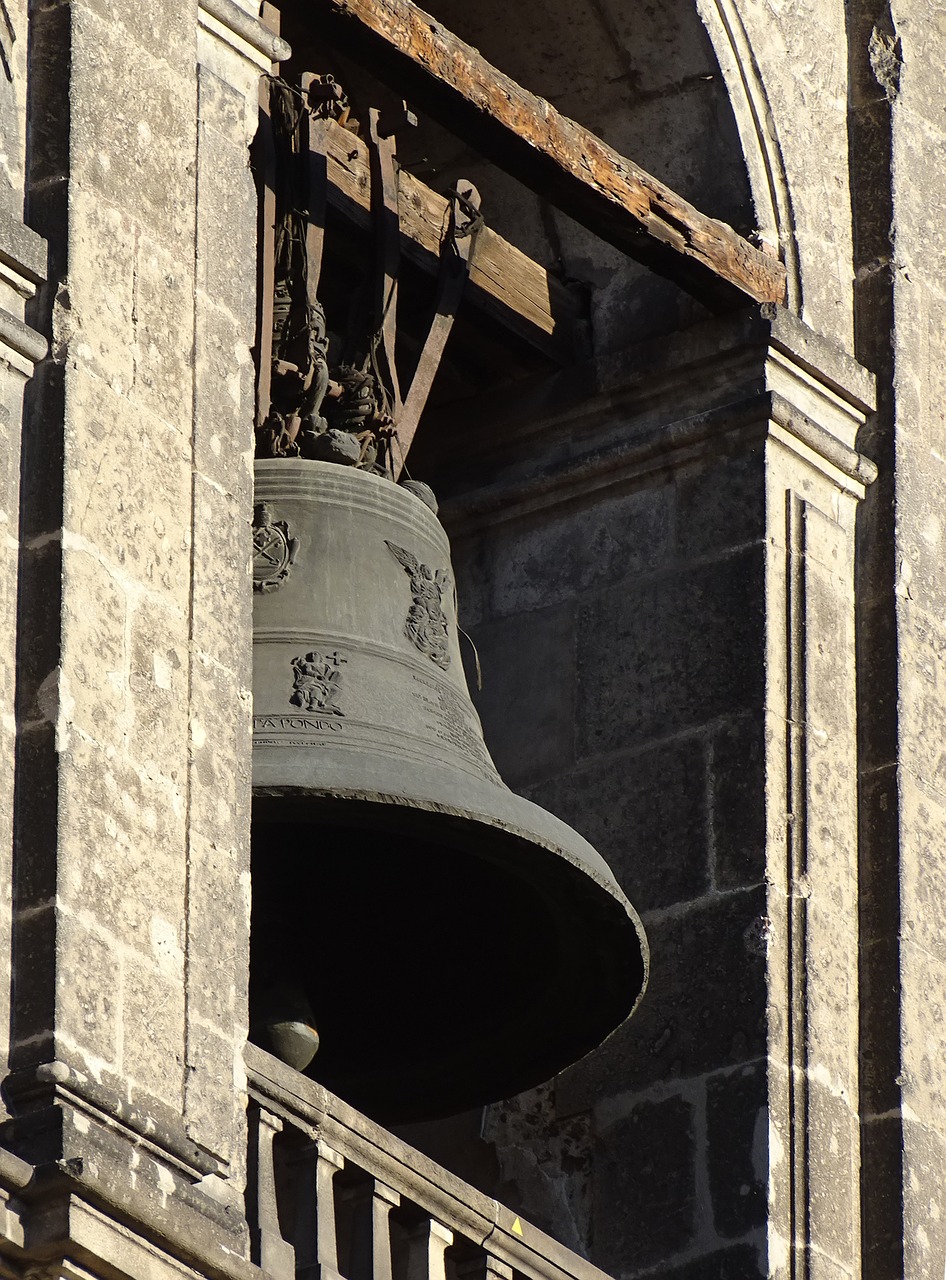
[512,1218,523,1237]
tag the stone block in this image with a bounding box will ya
[674,454,764,573]
[593,1093,696,1273]
[899,605,946,794]
[469,603,576,789]
[483,486,672,619]
[60,545,130,731]
[64,186,136,391]
[127,592,189,771]
[193,298,255,506]
[130,233,196,431]
[183,1019,240,1166]
[63,371,192,593]
[805,1081,859,1272]
[577,548,765,756]
[195,127,258,322]
[706,1062,766,1239]
[804,898,858,1094]
[891,126,946,285]
[711,714,765,890]
[184,832,250,1029]
[526,733,710,912]
[55,734,187,939]
[191,474,253,674]
[899,937,946,1131]
[70,7,197,246]
[198,66,253,148]
[121,950,185,1108]
[899,772,946,967]
[449,533,493,631]
[187,651,252,844]
[653,1243,764,1280]
[55,910,121,1071]
[481,1084,591,1254]
[901,1116,946,1280]
[558,886,767,1108]
[84,0,196,70]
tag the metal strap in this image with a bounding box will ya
[393,182,481,477]
[368,106,403,416]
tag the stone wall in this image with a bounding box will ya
[0,2,281,1275]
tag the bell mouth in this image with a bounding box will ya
[251,790,648,1124]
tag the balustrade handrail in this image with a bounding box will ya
[245,1044,611,1280]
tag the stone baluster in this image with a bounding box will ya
[296,1139,346,1280]
[457,1249,512,1280]
[347,1179,400,1280]
[407,1218,454,1280]
[483,1256,513,1280]
[247,1105,295,1280]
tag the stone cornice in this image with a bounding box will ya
[430,305,877,530]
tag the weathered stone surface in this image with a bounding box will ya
[193,299,256,505]
[593,1094,696,1272]
[706,1062,766,1240]
[558,887,767,1109]
[576,548,765,754]
[481,488,673,619]
[481,1084,592,1256]
[804,1081,859,1273]
[710,714,765,890]
[470,603,576,788]
[654,1243,764,1280]
[62,373,192,588]
[69,8,197,246]
[674,449,765,560]
[526,734,710,912]
[55,911,123,1070]
[121,951,186,1107]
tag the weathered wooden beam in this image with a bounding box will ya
[303,0,787,310]
[315,118,587,363]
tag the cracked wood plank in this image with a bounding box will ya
[316,117,588,363]
[305,0,787,310]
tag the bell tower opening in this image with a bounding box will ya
[246,0,778,1222]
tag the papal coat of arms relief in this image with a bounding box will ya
[253,502,299,593]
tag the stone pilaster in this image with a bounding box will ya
[6,1,285,1276]
[0,0,48,1132]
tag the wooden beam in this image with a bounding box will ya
[315,118,588,363]
[303,0,787,311]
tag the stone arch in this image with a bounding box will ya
[691,0,801,310]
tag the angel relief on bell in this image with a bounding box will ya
[385,541,451,670]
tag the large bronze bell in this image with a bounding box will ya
[251,459,648,1122]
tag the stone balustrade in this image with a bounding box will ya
[245,1044,608,1280]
